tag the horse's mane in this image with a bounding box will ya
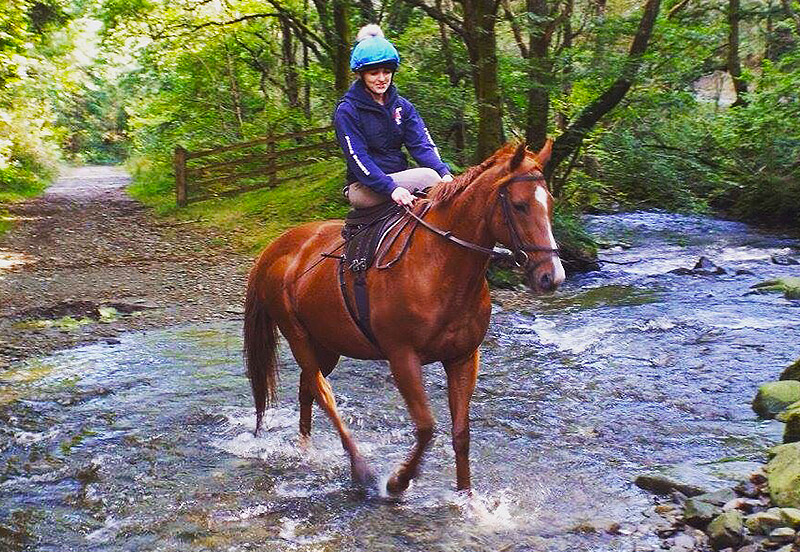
[427,142,523,206]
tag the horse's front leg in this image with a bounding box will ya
[443,350,479,491]
[386,350,435,495]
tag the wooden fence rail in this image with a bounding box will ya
[174,126,339,206]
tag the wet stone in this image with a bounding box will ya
[780,358,800,382]
[771,255,800,266]
[635,474,708,497]
[745,510,785,535]
[697,488,739,507]
[684,498,723,528]
[766,443,800,508]
[768,527,797,545]
[783,409,800,444]
[779,508,800,529]
[752,381,800,419]
[707,511,744,551]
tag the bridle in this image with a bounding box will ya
[404,172,561,271]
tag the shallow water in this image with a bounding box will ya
[2,212,799,551]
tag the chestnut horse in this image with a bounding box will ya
[243,141,565,493]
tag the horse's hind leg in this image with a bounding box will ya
[386,351,435,495]
[298,368,319,444]
[284,325,372,485]
[311,370,374,485]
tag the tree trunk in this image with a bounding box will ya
[332,0,352,97]
[525,0,553,151]
[224,42,244,139]
[727,0,748,106]
[548,0,662,183]
[463,0,503,161]
[555,0,574,132]
[280,17,301,109]
[303,0,312,118]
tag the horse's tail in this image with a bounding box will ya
[243,267,279,435]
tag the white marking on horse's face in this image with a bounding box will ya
[535,185,549,209]
[534,184,565,285]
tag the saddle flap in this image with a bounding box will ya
[342,202,405,272]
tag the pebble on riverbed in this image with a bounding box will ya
[644,453,800,551]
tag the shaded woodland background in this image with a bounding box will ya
[2,0,800,232]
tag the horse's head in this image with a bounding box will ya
[487,141,566,293]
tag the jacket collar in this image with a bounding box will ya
[345,79,398,111]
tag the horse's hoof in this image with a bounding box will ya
[350,457,376,487]
[385,473,410,495]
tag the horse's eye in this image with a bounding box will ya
[513,202,529,214]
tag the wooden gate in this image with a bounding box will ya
[174,127,339,206]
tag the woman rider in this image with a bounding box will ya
[334,25,453,209]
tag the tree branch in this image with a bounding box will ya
[501,0,528,57]
[400,0,467,37]
[548,0,662,177]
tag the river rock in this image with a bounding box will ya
[771,254,800,266]
[768,526,797,545]
[780,358,800,381]
[706,511,745,550]
[684,498,723,528]
[670,257,727,276]
[693,256,726,275]
[783,408,800,444]
[766,443,800,508]
[696,488,738,506]
[779,508,800,528]
[745,510,785,534]
[635,473,708,497]
[751,277,800,300]
[752,381,800,418]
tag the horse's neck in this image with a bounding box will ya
[416,185,495,290]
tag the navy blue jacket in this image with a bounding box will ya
[333,79,450,196]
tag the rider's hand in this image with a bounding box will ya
[391,187,416,207]
[441,173,454,182]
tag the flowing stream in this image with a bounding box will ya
[2,212,799,552]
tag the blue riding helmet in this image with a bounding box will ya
[349,35,400,72]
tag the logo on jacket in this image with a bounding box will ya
[394,106,403,126]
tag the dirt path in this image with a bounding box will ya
[0,166,250,368]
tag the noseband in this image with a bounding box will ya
[404,173,560,270]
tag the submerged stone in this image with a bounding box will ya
[766,443,800,508]
[780,358,800,381]
[771,255,800,266]
[707,510,744,550]
[634,473,707,497]
[752,381,800,418]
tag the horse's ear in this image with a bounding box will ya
[509,141,527,171]
[535,139,553,168]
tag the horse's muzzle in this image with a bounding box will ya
[526,258,565,294]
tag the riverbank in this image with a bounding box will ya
[0,166,249,368]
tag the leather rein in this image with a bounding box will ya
[403,173,560,270]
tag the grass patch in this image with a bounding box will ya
[127,157,349,253]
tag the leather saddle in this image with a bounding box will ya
[338,199,429,348]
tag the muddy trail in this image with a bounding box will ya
[0,166,249,368]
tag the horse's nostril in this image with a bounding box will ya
[540,272,552,289]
